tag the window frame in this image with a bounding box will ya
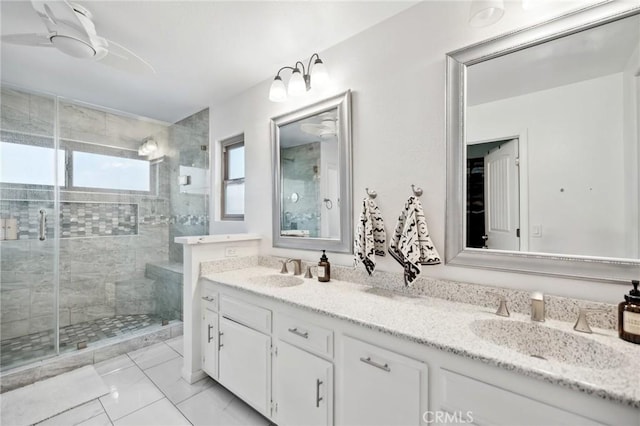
[0,130,156,195]
[63,140,155,195]
[221,134,245,221]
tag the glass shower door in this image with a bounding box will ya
[0,87,60,370]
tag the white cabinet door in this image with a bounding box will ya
[218,317,271,416]
[201,306,218,379]
[275,340,333,426]
[340,336,428,426]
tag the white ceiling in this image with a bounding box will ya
[468,14,640,106]
[1,0,417,123]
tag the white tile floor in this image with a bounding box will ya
[31,336,273,426]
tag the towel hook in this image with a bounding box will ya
[365,188,377,199]
[411,184,423,197]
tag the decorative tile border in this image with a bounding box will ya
[0,201,138,239]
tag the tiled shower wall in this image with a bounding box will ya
[0,88,207,341]
[168,108,210,262]
[281,142,321,237]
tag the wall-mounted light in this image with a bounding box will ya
[469,0,505,27]
[138,137,158,156]
[269,53,329,102]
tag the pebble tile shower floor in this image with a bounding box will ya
[1,314,162,369]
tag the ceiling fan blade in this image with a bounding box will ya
[1,33,53,47]
[300,123,326,136]
[98,39,156,75]
[31,0,87,36]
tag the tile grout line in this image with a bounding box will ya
[97,397,113,426]
[108,344,195,425]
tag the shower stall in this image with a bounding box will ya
[0,86,209,373]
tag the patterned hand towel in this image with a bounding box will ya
[388,196,440,285]
[354,198,386,275]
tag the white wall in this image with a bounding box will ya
[623,39,640,258]
[468,74,626,258]
[208,0,635,303]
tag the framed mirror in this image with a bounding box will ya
[446,3,640,283]
[271,91,352,252]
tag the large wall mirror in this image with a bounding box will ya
[271,91,352,252]
[446,3,640,282]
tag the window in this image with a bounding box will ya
[0,142,65,186]
[0,138,153,194]
[221,135,245,220]
[73,151,150,192]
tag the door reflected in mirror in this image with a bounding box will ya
[465,13,640,260]
[271,91,352,253]
[446,3,640,281]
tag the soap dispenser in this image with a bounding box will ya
[317,250,330,282]
[619,280,640,344]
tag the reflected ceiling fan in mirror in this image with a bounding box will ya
[300,113,337,139]
[1,0,155,74]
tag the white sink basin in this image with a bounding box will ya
[247,274,304,288]
[470,319,625,369]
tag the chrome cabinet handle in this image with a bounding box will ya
[315,379,323,407]
[360,356,390,372]
[207,324,213,343]
[202,296,215,302]
[38,209,47,241]
[218,331,224,349]
[288,328,309,339]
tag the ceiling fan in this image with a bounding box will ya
[300,113,338,139]
[1,0,155,74]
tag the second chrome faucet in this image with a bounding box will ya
[286,258,302,275]
[531,292,545,322]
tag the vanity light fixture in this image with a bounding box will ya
[138,137,158,156]
[469,0,505,27]
[269,53,329,102]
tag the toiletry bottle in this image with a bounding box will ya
[619,280,640,344]
[317,250,330,282]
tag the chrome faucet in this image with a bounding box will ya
[531,292,545,322]
[486,292,510,317]
[279,260,289,274]
[573,308,608,333]
[286,258,302,275]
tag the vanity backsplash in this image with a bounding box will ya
[200,255,618,330]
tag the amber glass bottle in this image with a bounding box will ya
[619,280,640,344]
[317,250,330,282]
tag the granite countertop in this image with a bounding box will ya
[202,266,640,408]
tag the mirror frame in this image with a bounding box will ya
[445,2,640,283]
[271,90,353,253]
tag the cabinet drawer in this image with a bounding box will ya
[276,313,333,358]
[341,335,428,426]
[441,369,602,426]
[201,286,218,311]
[220,295,271,334]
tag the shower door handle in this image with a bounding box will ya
[39,209,47,241]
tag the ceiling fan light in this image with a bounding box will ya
[50,35,96,58]
[269,76,287,102]
[145,139,158,153]
[311,58,329,89]
[469,0,505,27]
[288,68,307,97]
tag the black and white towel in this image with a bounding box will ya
[354,198,386,275]
[388,196,440,285]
